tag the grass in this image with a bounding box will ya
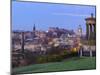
[12,57,96,74]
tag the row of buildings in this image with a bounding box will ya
[12,26,82,54]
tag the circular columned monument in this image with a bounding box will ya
[85,13,96,40]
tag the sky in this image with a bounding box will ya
[12,1,96,33]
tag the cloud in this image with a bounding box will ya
[52,13,90,17]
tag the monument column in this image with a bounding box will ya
[90,24,93,40]
[85,13,96,40]
[86,23,89,40]
[93,24,96,39]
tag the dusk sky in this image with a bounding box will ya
[12,1,96,33]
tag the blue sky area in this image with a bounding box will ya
[12,1,96,33]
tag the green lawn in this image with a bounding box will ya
[12,57,96,74]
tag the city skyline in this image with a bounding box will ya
[12,1,96,33]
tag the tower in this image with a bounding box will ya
[78,25,82,38]
[85,13,96,40]
[33,24,36,38]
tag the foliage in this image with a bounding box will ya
[12,46,80,68]
[81,40,96,45]
[88,40,96,45]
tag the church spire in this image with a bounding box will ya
[33,24,36,31]
[32,24,36,39]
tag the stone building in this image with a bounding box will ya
[85,13,96,40]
